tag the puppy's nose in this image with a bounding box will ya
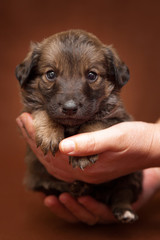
[62,100,78,115]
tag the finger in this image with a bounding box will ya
[16,113,35,141]
[44,195,79,223]
[78,196,116,224]
[16,113,46,160]
[59,193,99,225]
[59,123,126,156]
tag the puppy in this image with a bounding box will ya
[16,30,142,223]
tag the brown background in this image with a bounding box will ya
[0,0,160,239]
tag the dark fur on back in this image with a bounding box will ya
[16,30,142,223]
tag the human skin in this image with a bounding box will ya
[16,113,160,224]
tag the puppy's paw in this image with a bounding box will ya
[69,155,98,170]
[33,111,64,156]
[113,208,138,223]
[69,181,92,197]
[36,134,63,156]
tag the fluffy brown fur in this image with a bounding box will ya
[16,30,142,223]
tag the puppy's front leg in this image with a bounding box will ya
[69,121,107,170]
[33,111,64,155]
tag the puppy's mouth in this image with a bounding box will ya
[54,117,88,126]
[47,102,96,126]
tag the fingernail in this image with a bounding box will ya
[44,197,56,207]
[78,197,86,204]
[60,140,76,154]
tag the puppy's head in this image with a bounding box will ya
[16,30,129,126]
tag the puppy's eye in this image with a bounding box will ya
[87,71,98,82]
[45,70,56,81]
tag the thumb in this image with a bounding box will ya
[59,125,125,156]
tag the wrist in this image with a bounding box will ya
[146,122,160,168]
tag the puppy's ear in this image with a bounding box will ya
[106,46,130,89]
[15,43,40,87]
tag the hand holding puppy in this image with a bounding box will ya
[17,113,160,224]
[17,113,160,183]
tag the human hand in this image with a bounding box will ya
[59,119,160,182]
[43,168,160,224]
[16,113,160,183]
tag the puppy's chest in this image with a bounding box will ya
[64,125,81,137]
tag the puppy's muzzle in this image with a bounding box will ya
[62,100,78,116]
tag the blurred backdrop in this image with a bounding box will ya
[0,0,160,239]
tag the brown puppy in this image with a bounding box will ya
[16,30,142,223]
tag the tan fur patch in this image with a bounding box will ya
[33,111,64,155]
[79,121,108,133]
